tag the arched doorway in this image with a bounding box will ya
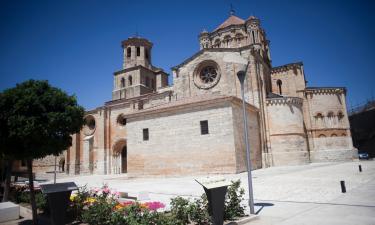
[112,139,127,174]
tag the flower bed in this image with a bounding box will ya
[69,180,246,225]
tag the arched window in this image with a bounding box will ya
[214,39,220,48]
[337,111,344,120]
[128,75,133,86]
[223,35,231,47]
[316,113,324,119]
[151,79,155,89]
[331,133,337,137]
[138,100,143,110]
[136,47,140,56]
[276,79,282,95]
[120,77,125,88]
[127,47,131,57]
[318,134,326,138]
[145,77,150,87]
[235,33,244,46]
[117,114,127,126]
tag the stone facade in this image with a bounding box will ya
[33,13,356,176]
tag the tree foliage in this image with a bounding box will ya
[0,79,85,159]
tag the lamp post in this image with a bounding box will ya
[223,53,255,214]
[54,156,57,184]
[237,67,255,215]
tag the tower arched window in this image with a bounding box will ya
[223,35,231,47]
[214,39,220,48]
[251,30,256,43]
[120,77,125,88]
[127,47,131,57]
[128,75,133,86]
[316,113,324,119]
[337,111,344,120]
[235,33,244,46]
[145,77,150,87]
[151,79,155,89]
[136,47,140,56]
[276,79,282,95]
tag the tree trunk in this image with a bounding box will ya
[27,159,38,225]
[2,159,13,202]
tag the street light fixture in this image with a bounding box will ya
[223,53,255,214]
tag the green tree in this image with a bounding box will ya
[0,80,85,224]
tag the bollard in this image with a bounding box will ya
[340,181,346,193]
[359,165,362,172]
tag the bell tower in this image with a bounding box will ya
[245,16,271,63]
[121,37,152,69]
[112,37,169,101]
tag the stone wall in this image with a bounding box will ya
[127,99,243,175]
[266,97,309,166]
[173,50,266,109]
[231,102,262,171]
[270,63,306,97]
[303,88,355,162]
[33,153,65,173]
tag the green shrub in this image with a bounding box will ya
[169,180,246,224]
[170,196,190,225]
[13,188,47,211]
[223,180,245,220]
[188,194,210,225]
[69,185,91,220]
[120,202,174,225]
[81,198,117,225]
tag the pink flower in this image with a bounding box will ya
[144,201,165,211]
[92,187,100,193]
[102,187,110,194]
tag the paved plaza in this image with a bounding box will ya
[6,161,375,225]
[37,160,375,224]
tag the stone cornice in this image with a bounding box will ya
[121,37,153,48]
[266,97,303,106]
[308,127,350,132]
[271,62,303,74]
[105,90,172,108]
[171,45,254,71]
[126,96,258,119]
[303,87,346,95]
[113,65,168,76]
[209,24,246,37]
[84,91,173,114]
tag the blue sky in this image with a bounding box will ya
[1,0,374,110]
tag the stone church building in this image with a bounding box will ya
[33,14,356,175]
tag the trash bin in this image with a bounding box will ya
[195,178,231,225]
[40,182,78,225]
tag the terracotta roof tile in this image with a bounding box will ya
[215,15,245,31]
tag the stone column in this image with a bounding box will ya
[82,135,93,174]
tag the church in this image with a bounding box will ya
[33,13,356,175]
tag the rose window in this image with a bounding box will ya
[193,62,221,89]
[199,66,217,84]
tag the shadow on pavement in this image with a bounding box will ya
[254,202,274,214]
